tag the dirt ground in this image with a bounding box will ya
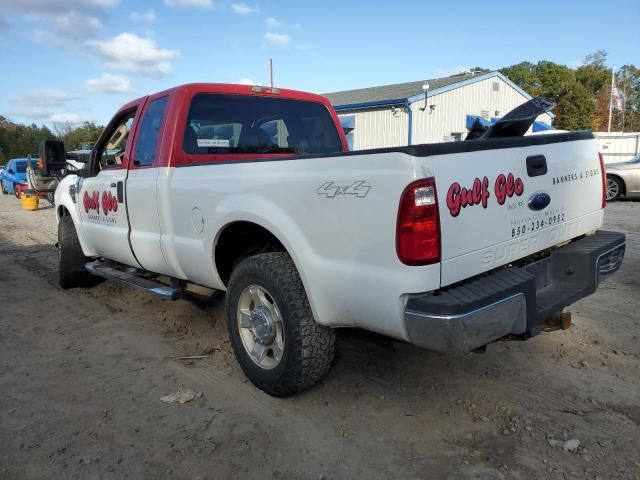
[0,194,639,480]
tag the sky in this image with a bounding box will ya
[0,0,638,127]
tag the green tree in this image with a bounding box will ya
[61,122,104,151]
[502,61,595,130]
[0,117,55,164]
[0,117,103,164]
[617,64,640,131]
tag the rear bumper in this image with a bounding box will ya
[404,230,625,353]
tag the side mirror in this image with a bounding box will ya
[8,169,14,174]
[38,140,67,177]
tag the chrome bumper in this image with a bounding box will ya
[404,230,625,353]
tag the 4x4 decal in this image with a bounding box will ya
[317,180,371,198]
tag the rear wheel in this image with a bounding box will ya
[13,184,19,199]
[226,252,335,396]
[606,176,622,201]
[58,215,93,289]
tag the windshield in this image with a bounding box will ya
[183,94,343,155]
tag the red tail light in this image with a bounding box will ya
[598,152,606,209]
[396,178,441,265]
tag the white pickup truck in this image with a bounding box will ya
[46,83,625,396]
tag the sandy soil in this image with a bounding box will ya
[0,193,639,480]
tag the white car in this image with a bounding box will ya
[48,83,625,396]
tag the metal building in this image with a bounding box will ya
[323,71,554,150]
[594,132,640,163]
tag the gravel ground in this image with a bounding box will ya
[0,194,639,480]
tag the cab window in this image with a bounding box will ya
[133,97,169,167]
[183,94,343,156]
[97,109,136,171]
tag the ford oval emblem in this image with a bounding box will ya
[528,191,551,211]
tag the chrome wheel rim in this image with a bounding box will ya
[606,178,619,201]
[237,285,284,370]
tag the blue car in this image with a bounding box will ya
[1,158,31,195]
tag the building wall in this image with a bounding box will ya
[594,132,640,163]
[339,74,554,150]
[410,75,554,145]
[338,107,408,150]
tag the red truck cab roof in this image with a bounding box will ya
[111,83,348,169]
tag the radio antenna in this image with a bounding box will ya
[269,58,274,88]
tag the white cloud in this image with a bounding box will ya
[265,17,282,28]
[87,33,180,78]
[29,10,103,44]
[130,9,156,23]
[231,3,258,15]
[1,0,119,10]
[12,89,80,109]
[49,112,81,124]
[238,78,256,85]
[11,89,82,123]
[164,0,212,8]
[86,73,133,93]
[264,32,291,48]
[1,0,118,44]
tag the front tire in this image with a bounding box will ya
[58,215,93,289]
[226,252,335,396]
[606,175,623,201]
[1,182,7,194]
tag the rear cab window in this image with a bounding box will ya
[182,94,343,158]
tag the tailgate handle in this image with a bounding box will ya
[526,155,547,177]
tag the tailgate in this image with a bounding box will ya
[433,133,604,287]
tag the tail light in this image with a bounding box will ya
[598,152,606,209]
[396,178,441,265]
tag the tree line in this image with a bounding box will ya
[0,117,103,164]
[499,51,639,131]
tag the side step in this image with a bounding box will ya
[85,261,183,300]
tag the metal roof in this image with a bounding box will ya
[322,72,482,107]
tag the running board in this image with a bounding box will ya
[85,261,183,300]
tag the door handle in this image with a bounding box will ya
[110,182,117,188]
[116,181,124,203]
[526,155,547,177]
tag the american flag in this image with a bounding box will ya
[612,79,623,110]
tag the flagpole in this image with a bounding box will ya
[622,79,627,133]
[607,66,615,133]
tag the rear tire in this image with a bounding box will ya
[58,215,93,289]
[226,252,335,396]
[13,184,19,199]
[606,175,623,201]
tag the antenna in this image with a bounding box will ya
[269,58,274,88]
